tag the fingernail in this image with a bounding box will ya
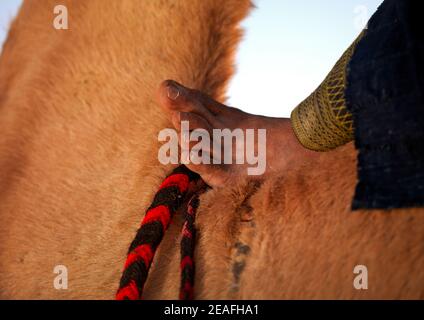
[167,83,180,100]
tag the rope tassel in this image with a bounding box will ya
[116,165,205,300]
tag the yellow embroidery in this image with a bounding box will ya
[291,32,365,151]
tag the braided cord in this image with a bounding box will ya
[116,165,202,300]
[179,194,200,300]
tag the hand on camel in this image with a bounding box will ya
[157,80,318,187]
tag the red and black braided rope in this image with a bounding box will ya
[116,165,205,300]
[179,194,199,300]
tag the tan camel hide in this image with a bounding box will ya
[0,0,423,299]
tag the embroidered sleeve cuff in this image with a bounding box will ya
[289,32,364,152]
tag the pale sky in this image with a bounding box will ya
[227,0,383,116]
[0,0,383,117]
[0,0,21,48]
